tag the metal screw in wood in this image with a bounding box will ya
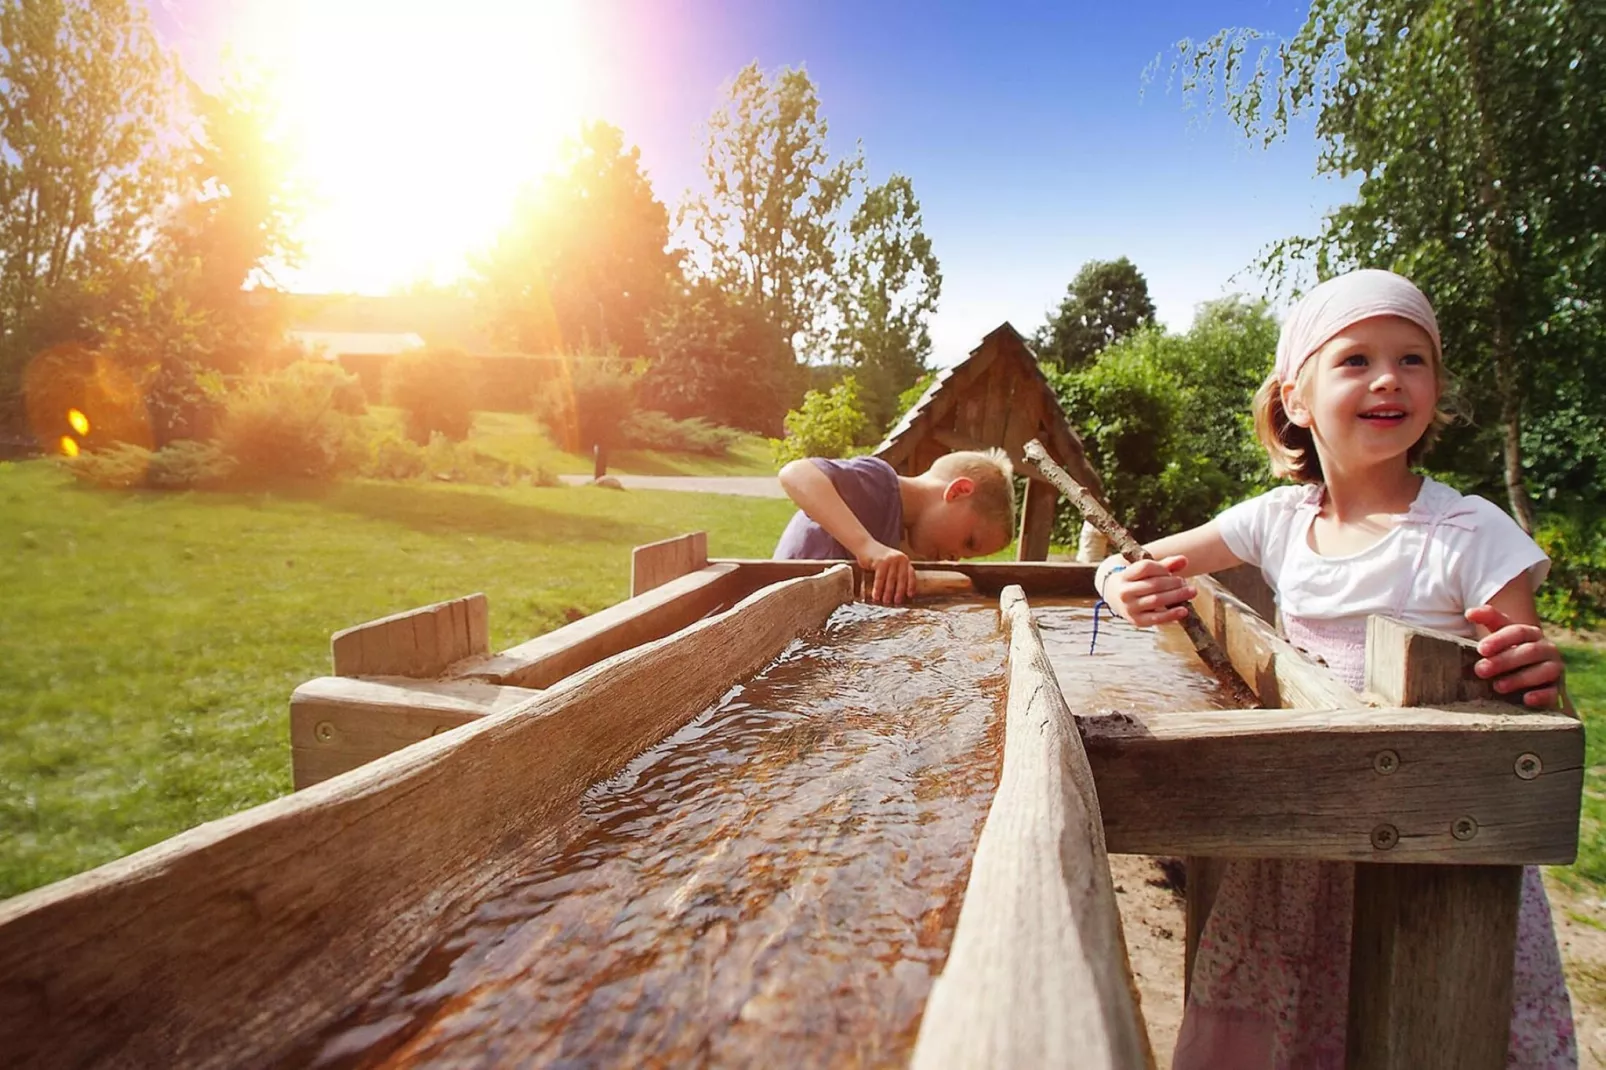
[1452,816,1479,841]
[1370,823,1399,851]
[1514,753,1542,780]
[1373,750,1399,775]
[315,721,336,743]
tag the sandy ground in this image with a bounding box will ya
[1106,856,1606,1068]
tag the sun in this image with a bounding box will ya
[226,0,601,294]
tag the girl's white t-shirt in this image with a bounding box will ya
[1215,477,1549,640]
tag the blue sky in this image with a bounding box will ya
[155,0,1354,367]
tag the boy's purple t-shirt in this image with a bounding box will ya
[773,456,904,560]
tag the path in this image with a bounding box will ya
[558,474,785,498]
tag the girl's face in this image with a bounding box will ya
[1282,315,1440,472]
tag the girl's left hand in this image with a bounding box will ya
[1464,605,1563,709]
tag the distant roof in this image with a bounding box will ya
[289,330,426,359]
[283,291,492,353]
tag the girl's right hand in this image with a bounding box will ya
[1105,555,1196,628]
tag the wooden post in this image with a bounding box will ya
[629,531,708,597]
[1017,479,1056,561]
[1348,616,1525,1070]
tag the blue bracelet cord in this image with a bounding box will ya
[1090,599,1109,655]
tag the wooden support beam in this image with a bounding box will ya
[1363,616,1504,707]
[1190,575,1362,710]
[0,567,854,1069]
[1082,705,1581,864]
[1016,478,1057,562]
[1347,618,1536,1069]
[330,593,489,678]
[714,558,1097,597]
[913,587,1153,1070]
[453,563,743,689]
[630,531,708,598]
[289,676,541,789]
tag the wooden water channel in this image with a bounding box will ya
[0,532,1582,1069]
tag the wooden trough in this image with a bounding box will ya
[0,533,1582,1069]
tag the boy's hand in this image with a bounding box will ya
[1465,604,1563,709]
[1105,555,1194,628]
[858,541,916,605]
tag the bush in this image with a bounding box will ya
[218,363,359,482]
[359,429,428,481]
[386,348,476,444]
[535,359,637,455]
[771,375,868,466]
[1533,512,1606,629]
[621,411,737,456]
[64,440,235,490]
[420,432,556,486]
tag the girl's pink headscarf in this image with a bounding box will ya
[1274,269,1441,383]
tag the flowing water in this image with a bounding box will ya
[291,596,1237,1068]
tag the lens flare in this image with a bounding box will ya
[67,408,90,435]
[60,436,80,458]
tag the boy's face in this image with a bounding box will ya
[907,478,1011,561]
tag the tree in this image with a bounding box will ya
[0,0,183,431]
[1035,257,1158,370]
[772,374,868,466]
[1160,0,1606,530]
[833,174,942,433]
[476,121,679,358]
[681,63,862,360]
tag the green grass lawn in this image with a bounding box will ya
[0,460,793,899]
[1555,643,1606,895]
[364,407,779,477]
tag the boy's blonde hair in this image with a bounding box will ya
[929,448,1016,532]
[1252,359,1453,483]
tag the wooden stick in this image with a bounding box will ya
[1022,438,1256,706]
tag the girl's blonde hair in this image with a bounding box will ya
[1252,353,1454,483]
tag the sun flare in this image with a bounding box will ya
[224,0,602,294]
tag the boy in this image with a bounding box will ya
[773,449,1017,605]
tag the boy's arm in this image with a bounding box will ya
[778,459,915,604]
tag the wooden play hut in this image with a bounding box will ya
[876,322,1105,561]
[0,326,1584,1068]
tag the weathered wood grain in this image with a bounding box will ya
[0,567,854,1070]
[1190,575,1363,711]
[1082,705,1581,864]
[1018,478,1057,562]
[289,676,542,789]
[713,558,1098,597]
[629,531,708,597]
[330,593,490,678]
[1363,616,1508,707]
[913,587,1153,1070]
[452,562,742,689]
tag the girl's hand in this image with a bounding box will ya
[1465,604,1563,709]
[1105,555,1195,628]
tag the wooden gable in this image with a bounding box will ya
[876,323,1103,561]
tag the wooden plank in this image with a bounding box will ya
[1347,864,1522,1069]
[1348,614,1532,1069]
[629,531,708,598]
[1213,563,1277,625]
[1017,478,1057,561]
[1363,616,1507,707]
[913,587,1153,1070]
[289,676,543,790]
[0,567,854,1069]
[1191,575,1363,710]
[979,360,1012,445]
[712,559,1098,597]
[453,563,743,689]
[329,593,489,678]
[1001,383,1045,457]
[1081,705,1581,863]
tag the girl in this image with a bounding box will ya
[1097,269,1575,1068]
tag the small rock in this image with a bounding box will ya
[591,475,624,490]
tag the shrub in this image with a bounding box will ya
[217,363,358,482]
[771,375,868,466]
[1533,512,1606,629]
[386,348,476,444]
[359,429,428,481]
[621,411,737,457]
[535,359,637,455]
[64,440,235,490]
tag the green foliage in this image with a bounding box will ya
[1158,0,1606,530]
[474,122,678,358]
[1035,258,1158,370]
[534,358,638,455]
[386,348,477,445]
[218,363,359,482]
[1533,514,1606,629]
[358,428,428,481]
[63,440,235,490]
[892,371,937,426]
[833,174,942,433]
[772,375,869,466]
[621,411,737,457]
